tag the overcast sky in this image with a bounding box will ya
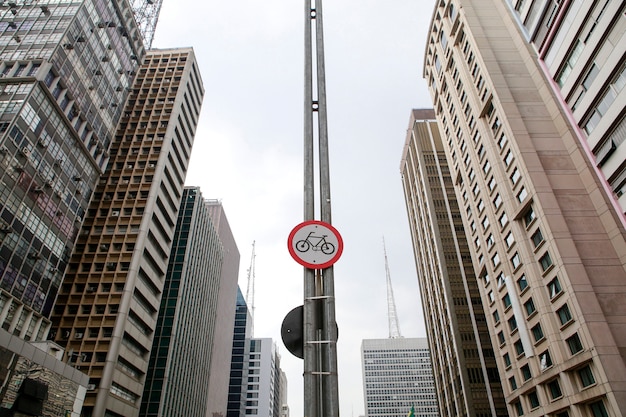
[152,0,437,415]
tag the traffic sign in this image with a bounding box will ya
[288,220,343,269]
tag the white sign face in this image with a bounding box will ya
[288,220,343,269]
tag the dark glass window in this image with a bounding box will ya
[567,333,584,354]
[548,379,562,399]
[578,365,596,387]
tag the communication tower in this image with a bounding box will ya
[245,241,256,335]
[130,0,162,49]
[383,238,402,339]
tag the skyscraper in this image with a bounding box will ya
[361,338,438,417]
[423,1,626,416]
[0,0,144,341]
[50,47,204,417]
[227,288,253,417]
[205,199,241,417]
[139,187,239,417]
[400,109,508,417]
[227,290,287,417]
[245,338,284,417]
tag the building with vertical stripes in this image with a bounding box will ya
[400,109,508,417]
[50,47,204,417]
[140,188,239,417]
[423,1,626,416]
[361,338,438,417]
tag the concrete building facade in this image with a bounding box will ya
[400,109,508,417]
[507,0,626,212]
[50,47,203,417]
[205,199,241,417]
[361,338,439,417]
[424,1,626,417]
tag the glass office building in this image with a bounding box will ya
[0,0,144,340]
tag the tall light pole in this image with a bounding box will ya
[302,1,340,417]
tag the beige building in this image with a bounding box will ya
[50,48,203,417]
[423,1,626,417]
[508,0,626,212]
[401,109,508,417]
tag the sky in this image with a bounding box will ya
[152,1,437,416]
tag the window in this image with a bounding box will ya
[515,340,524,356]
[517,187,528,202]
[498,330,505,344]
[557,304,572,325]
[511,252,521,269]
[524,298,536,316]
[508,316,518,332]
[505,232,514,248]
[578,365,596,387]
[589,400,609,417]
[521,364,532,381]
[531,229,544,248]
[481,270,490,285]
[514,401,523,416]
[503,293,511,309]
[483,160,491,175]
[528,391,540,409]
[488,291,495,303]
[547,379,562,399]
[510,168,521,185]
[509,376,518,391]
[515,277,528,293]
[548,277,562,298]
[505,150,514,166]
[477,199,485,213]
[482,216,490,230]
[498,133,508,150]
[494,193,502,209]
[523,207,535,227]
[531,323,544,342]
[499,212,508,227]
[503,353,511,367]
[539,252,553,272]
[493,310,501,323]
[540,350,553,370]
[492,253,500,267]
[487,234,495,248]
[497,273,506,288]
[567,333,584,354]
[488,176,496,191]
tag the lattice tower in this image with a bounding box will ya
[130,0,162,49]
[384,237,402,339]
[245,241,256,336]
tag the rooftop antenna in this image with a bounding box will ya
[245,241,256,336]
[383,237,402,339]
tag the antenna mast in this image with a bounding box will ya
[245,241,256,335]
[383,238,402,339]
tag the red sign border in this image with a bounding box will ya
[288,220,343,269]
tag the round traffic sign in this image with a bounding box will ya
[288,220,343,269]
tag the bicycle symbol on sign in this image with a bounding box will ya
[295,232,336,255]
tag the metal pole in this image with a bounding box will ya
[302,0,340,416]
[303,2,319,417]
[313,1,340,417]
